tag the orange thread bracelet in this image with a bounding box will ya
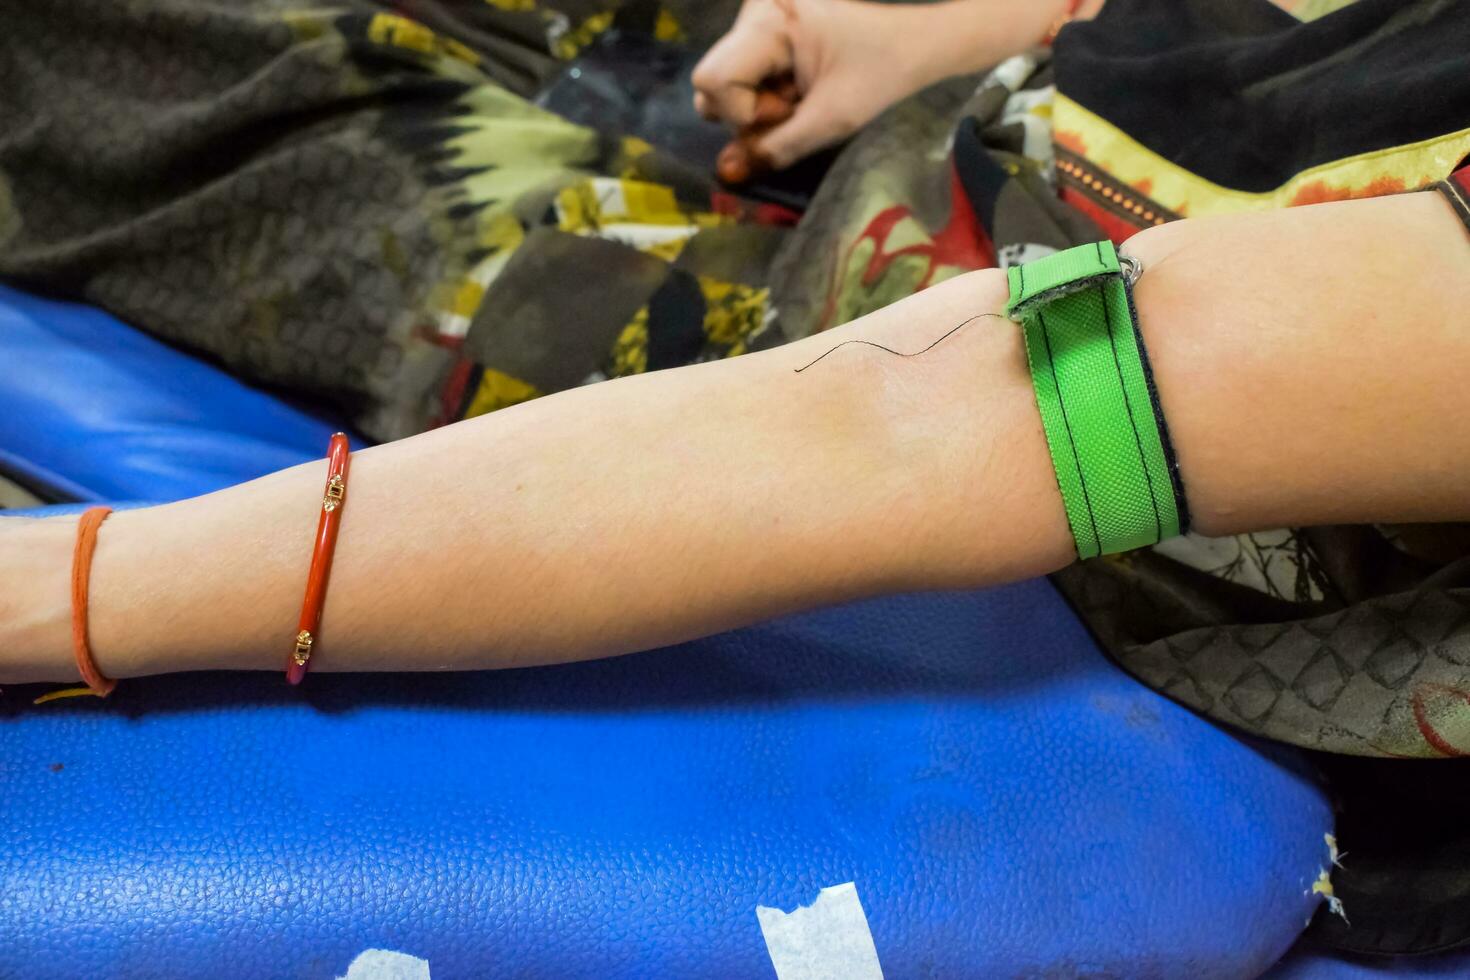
[34,505,118,704]
[287,432,352,685]
[71,506,117,696]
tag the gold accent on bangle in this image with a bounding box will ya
[293,630,314,666]
[323,474,345,512]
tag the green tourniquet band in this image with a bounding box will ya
[1007,241,1182,559]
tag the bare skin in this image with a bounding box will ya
[3,192,1469,686]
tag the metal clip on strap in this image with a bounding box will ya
[1007,241,1188,559]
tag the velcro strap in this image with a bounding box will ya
[1007,241,1187,559]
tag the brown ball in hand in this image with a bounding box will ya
[716,137,777,186]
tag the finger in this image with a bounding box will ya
[753,86,850,169]
[717,84,761,131]
[693,90,718,122]
[691,20,791,128]
[752,88,796,126]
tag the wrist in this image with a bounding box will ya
[915,0,1079,85]
[894,2,970,91]
[0,516,77,685]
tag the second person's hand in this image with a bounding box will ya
[692,0,938,174]
[692,0,1089,178]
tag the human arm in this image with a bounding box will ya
[1125,190,1470,534]
[4,190,1470,685]
[0,270,1071,684]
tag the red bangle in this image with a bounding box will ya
[287,433,352,685]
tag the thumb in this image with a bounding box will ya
[752,84,852,170]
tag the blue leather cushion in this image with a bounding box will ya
[1,567,1332,978]
[0,283,351,503]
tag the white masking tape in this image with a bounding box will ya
[335,948,432,980]
[756,881,884,980]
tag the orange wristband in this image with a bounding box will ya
[72,506,117,696]
[35,505,117,704]
[287,433,352,685]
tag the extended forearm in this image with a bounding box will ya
[2,271,1073,683]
